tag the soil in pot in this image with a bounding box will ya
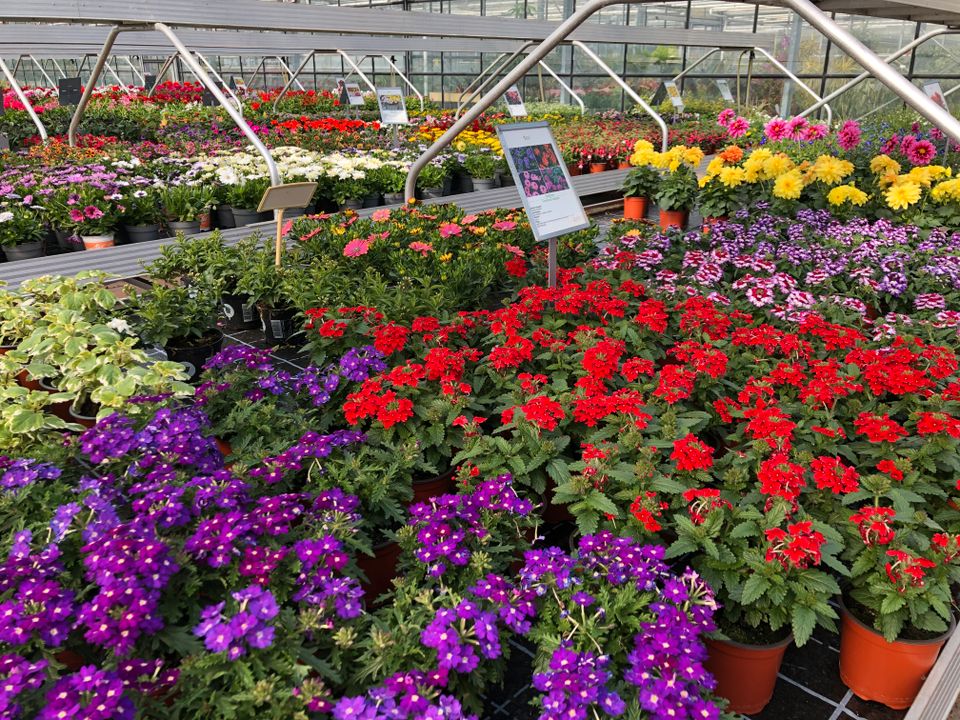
[3,241,44,261]
[221,292,259,330]
[69,400,100,429]
[164,330,224,382]
[839,596,955,709]
[704,628,792,715]
[258,305,300,347]
[357,541,401,606]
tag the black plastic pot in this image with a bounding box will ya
[362,193,382,208]
[221,292,259,330]
[258,305,299,346]
[164,330,224,381]
[125,224,162,243]
[232,208,271,227]
[3,241,44,262]
[383,192,404,205]
[168,220,202,236]
[53,228,79,252]
[216,205,236,229]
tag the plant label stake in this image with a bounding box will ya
[58,76,82,106]
[257,182,318,267]
[495,121,589,289]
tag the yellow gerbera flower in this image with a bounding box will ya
[870,154,901,176]
[762,153,794,179]
[718,166,745,188]
[885,181,922,210]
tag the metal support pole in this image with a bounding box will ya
[154,23,279,185]
[781,0,960,143]
[0,57,47,142]
[102,57,126,88]
[672,48,725,85]
[798,27,955,119]
[11,56,22,83]
[539,59,584,115]
[274,56,305,91]
[744,49,754,108]
[572,41,667,151]
[68,27,121,146]
[336,50,376,92]
[48,57,67,80]
[122,56,145,85]
[456,52,507,110]
[404,0,664,202]
[457,45,533,117]
[272,50,315,111]
[148,53,178,95]
[246,57,269,89]
[26,55,55,87]
[195,51,243,113]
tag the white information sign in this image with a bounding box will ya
[496,121,589,243]
[376,87,409,125]
[715,79,734,103]
[335,78,365,107]
[664,80,685,112]
[504,85,528,117]
[923,82,950,112]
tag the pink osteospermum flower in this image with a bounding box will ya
[371,208,391,222]
[439,223,461,238]
[408,241,433,256]
[492,220,517,232]
[343,238,370,257]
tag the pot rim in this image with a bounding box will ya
[839,594,957,646]
[707,631,794,651]
[68,402,98,421]
[165,328,224,352]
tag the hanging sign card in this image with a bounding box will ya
[496,121,589,242]
[923,82,950,112]
[58,77,82,106]
[715,79,734,103]
[504,85,528,117]
[377,87,409,124]
[663,80,684,112]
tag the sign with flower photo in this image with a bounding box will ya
[376,87,409,125]
[503,85,527,118]
[496,121,589,242]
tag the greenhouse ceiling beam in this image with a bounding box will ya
[797,26,960,119]
[0,1,773,48]
[0,57,47,142]
[64,23,279,187]
[405,0,960,201]
[343,55,424,111]
[672,46,833,123]
[245,56,305,92]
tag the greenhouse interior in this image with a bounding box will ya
[3,0,960,719]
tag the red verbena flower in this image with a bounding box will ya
[853,412,907,443]
[849,506,896,546]
[671,434,714,472]
[765,521,826,569]
[810,456,859,494]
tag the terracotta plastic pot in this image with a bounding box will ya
[704,633,792,714]
[68,403,99,429]
[82,234,115,250]
[659,209,689,231]
[0,344,13,355]
[357,541,401,604]
[215,438,233,459]
[411,468,456,506]
[617,161,632,169]
[567,163,581,177]
[623,196,648,221]
[839,600,955,709]
[589,162,608,174]
[39,378,72,422]
[16,370,42,391]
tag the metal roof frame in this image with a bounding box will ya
[405,0,960,199]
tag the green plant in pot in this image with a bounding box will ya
[127,283,223,381]
[234,245,311,346]
[621,165,659,221]
[463,150,500,190]
[226,177,272,225]
[416,162,449,198]
[697,171,749,226]
[655,163,699,231]
[668,493,843,715]
[161,184,216,234]
[0,354,80,460]
[0,204,47,261]
[121,186,164,242]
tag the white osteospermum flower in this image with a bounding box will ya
[107,318,132,334]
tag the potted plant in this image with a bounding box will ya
[697,171,749,229]
[463,150,500,192]
[121,186,165,243]
[0,204,47,261]
[234,246,311,346]
[655,163,699,231]
[161,184,216,235]
[373,163,407,205]
[126,283,224,381]
[668,497,843,714]
[838,506,959,709]
[417,162,449,199]
[226,177,272,226]
[621,165,659,221]
[56,185,121,250]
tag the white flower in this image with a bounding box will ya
[107,318,132,334]
[0,211,13,223]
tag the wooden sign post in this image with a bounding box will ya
[256,182,318,267]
